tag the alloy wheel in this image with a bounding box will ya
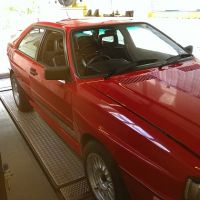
[11,77,20,106]
[86,153,115,200]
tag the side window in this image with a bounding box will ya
[18,28,45,59]
[82,30,93,36]
[99,28,124,46]
[38,30,66,67]
[117,30,125,45]
[102,36,114,43]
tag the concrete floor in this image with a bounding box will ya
[0,78,11,91]
[0,101,58,200]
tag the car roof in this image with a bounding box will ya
[35,17,134,29]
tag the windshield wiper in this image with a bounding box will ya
[104,59,159,79]
[104,63,136,79]
[135,58,158,66]
[158,53,193,69]
[104,54,192,79]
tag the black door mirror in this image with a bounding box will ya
[184,45,193,54]
[44,66,71,81]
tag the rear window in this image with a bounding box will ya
[18,28,45,59]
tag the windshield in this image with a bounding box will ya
[72,23,190,78]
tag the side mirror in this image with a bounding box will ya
[44,66,71,81]
[184,45,193,54]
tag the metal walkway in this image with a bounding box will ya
[0,91,93,200]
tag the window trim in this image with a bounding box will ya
[35,26,70,70]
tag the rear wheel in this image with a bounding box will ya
[10,73,32,112]
[84,141,129,200]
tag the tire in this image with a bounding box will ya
[84,140,130,200]
[10,73,32,112]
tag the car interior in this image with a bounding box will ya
[73,28,131,77]
[38,26,180,78]
[39,31,66,68]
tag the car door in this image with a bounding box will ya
[12,27,45,98]
[29,28,77,140]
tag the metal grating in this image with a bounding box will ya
[120,74,155,85]
[60,178,93,200]
[0,90,93,200]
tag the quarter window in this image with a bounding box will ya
[18,28,45,59]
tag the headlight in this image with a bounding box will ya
[185,178,200,200]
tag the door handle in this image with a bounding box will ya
[30,68,38,76]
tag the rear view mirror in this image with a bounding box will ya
[44,66,70,81]
[184,45,193,54]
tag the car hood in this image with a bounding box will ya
[90,61,200,157]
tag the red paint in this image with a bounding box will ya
[7,18,200,200]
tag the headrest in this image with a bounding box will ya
[76,36,96,50]
[104,29,116,36]
[98,29,118,45]
[54,38,64,53]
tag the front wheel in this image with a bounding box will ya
[10,73,32,112]
[84,141,129,200]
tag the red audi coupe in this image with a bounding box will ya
[7,18,200,200]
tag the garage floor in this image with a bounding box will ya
[0,78,11,92]
[0,99,58,200]
[0,84,93,200]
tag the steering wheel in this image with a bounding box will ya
[87,54,111,66]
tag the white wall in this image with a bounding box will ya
[85,0,151,17]
[151,0,200,11]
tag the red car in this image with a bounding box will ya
[7,18,200,200]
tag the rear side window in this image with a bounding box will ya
[18,28,45,59]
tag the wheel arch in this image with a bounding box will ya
[80,133,112,157]
[80,132,120,167]
[81,133,102,152]
[81,132,131,199]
